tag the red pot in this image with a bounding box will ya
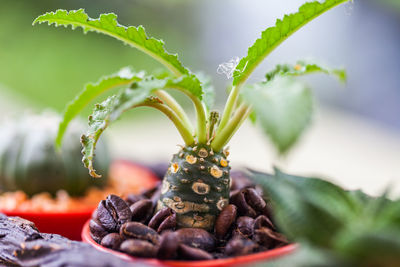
[0,160,159,240]
[82,221,297,267]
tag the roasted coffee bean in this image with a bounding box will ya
[253,228,288,249]
[89,219,108,243]
[236,216,255,237]
[176,228,215,252]
[178,244,213,261]
[157,212,176,233]
[101,233,123,250]
[148,207,176,233]
[120,222,160,245]
[125,193,145,206]
[157,231,179,259]
[120,239,158,258]
[230,170,253,191]
[149,186,162,206]
[130,199,154,223]
[230,190,257,217]
[224,236,258,256]
[243,188,268,213]
[96,195,132,232]
[142,183,161,198]
[254,215,275,230]
[215,204,237,239]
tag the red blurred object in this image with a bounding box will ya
[0,160,160,240]
[4,209,93,240]
[82,221,297,267]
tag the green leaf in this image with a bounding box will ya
[334,229,400,266]
[250,168,400,266]
[56,67,145,148]
[265,61,347,82]
[250,168,359,247]
[81,75,200,177]
[33,9,189,76]
[233,0,350,85]
[242,77,313,154]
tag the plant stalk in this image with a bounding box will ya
[143,102,194,146]
[211,104,251,152]
[216,85,241,134]
[154,90,194,134]
[169,88,207,144]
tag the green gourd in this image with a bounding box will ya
[0,113,110,197]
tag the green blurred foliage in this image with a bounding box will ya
[0,0,200,117]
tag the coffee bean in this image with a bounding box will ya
[120,222,160,245]
[236,216,254,237]
[254,215,274,230]
[157,231,179,259]
[142,183,160,199]
[125,194,145,206]
[243,188,267,213]
[101,233,123,250]
[178,244,213,260]
[149,186,162,206]
[157,213,176,233]
[148,207,176,233]
[230,190,257,217]
[225,236,258,256]
[130,199,154,223]
[215,204,237,239]
[89,219,108,243]
[96,195,132,232]
[176,228,215,252]
[230,171,253,191]
[253,228,288,248]
[120,239,158,258]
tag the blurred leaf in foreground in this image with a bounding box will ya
[250,169,400,266]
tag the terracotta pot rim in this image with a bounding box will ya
[81,220,297,266]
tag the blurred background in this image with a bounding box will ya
[0,0,399,196]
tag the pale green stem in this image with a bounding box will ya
[216,84,241,135]
[211,104,251,152]
[190,94,207,144]
[143,102,194,146]
[168,88,207,144]
[154,90,194,134]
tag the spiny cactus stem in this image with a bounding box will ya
[154,90,194,134]
[143,102,194,146]
[211,104,251,152]
[159,145,230,230]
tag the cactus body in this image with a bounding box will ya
[159,144,230,231]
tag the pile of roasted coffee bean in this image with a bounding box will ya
[89,171,288,261]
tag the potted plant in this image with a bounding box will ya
[0,112,159,240]
[33,0,351,264]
